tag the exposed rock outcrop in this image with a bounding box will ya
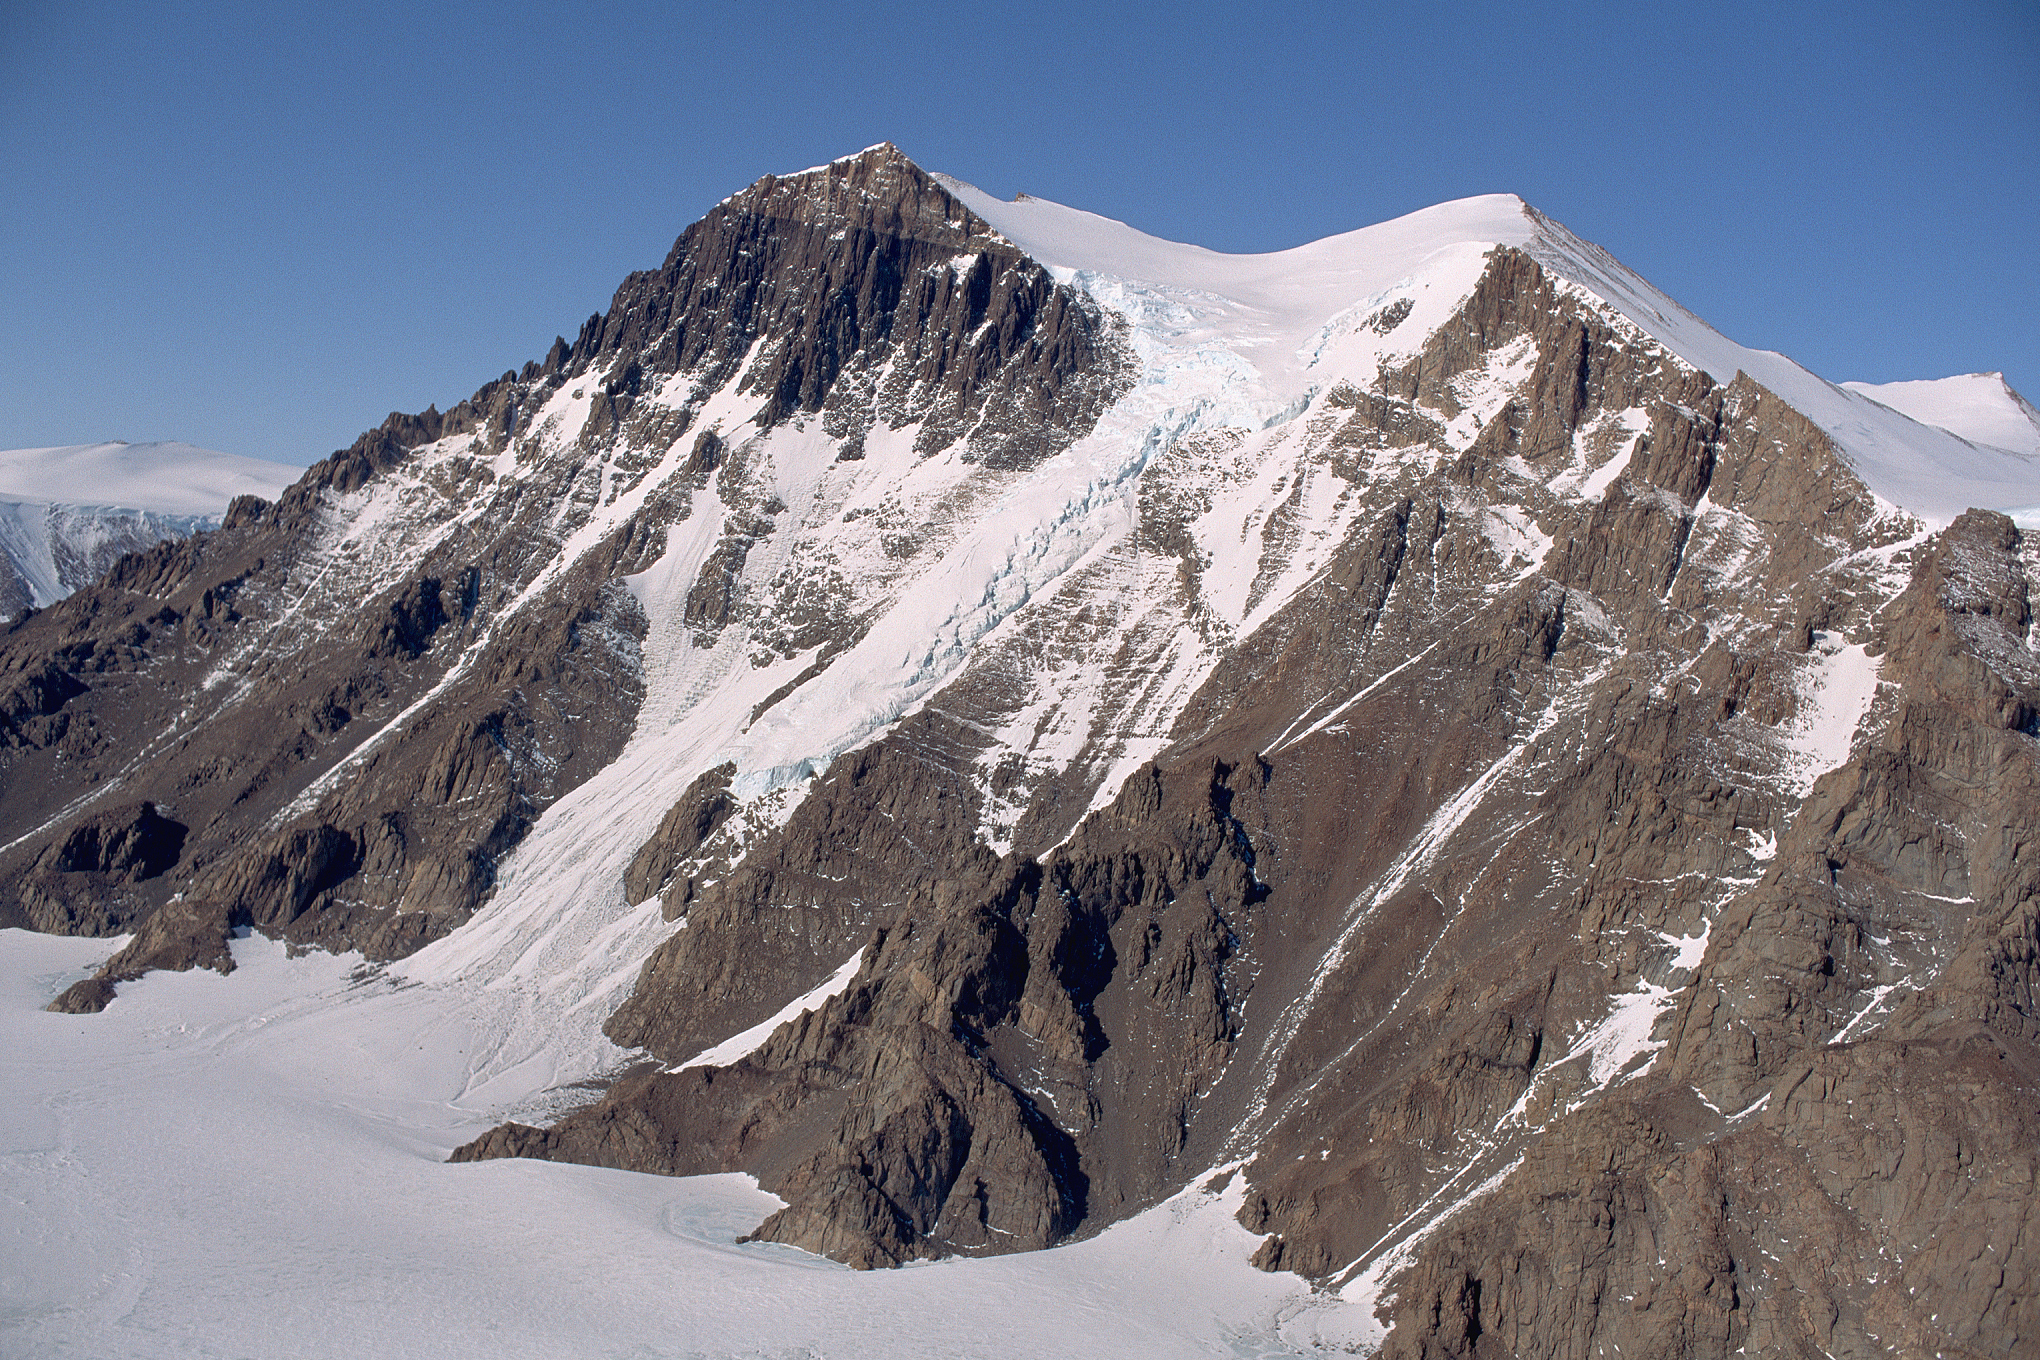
[458,753,1267,1264]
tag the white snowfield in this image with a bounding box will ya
[0,929,1363,1359]
[6,161,2036,1358]
[1840,372,2040,459]
[0,441,301,516]
[942,182,2040,529]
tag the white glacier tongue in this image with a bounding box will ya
[0,929,1322,1360]
[941,179,2040,529]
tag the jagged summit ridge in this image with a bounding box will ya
[715,141,998,238]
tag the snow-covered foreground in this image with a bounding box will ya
[0,929,1375,1359]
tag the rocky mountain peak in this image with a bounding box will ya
[6,148,2038,1359]
[695,141,1000,248]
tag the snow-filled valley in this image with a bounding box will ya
[0,442,301,614]
[0,928,1355,1359]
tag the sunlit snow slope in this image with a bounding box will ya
[0,929,1348,1360]
[943,180,2040,527]
[1840,371,2040,457]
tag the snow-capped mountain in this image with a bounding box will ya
[5,146,2036,1359]
[1841,371,2040,459]
[0,441,301,617]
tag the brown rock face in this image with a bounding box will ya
[621,761,736,906]
[1,143,1131,1012]
[603,715,1006,1062]
[14,801,185,934]
[589,144,1129,470]
[458,753,1266,1266]
[1375,1027,2039,1360]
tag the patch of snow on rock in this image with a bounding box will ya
[1779,631,1884,795]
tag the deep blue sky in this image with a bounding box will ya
[4,0,2035,466]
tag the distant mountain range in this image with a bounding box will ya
[0,441,300,618]
[5,146,2036,1358]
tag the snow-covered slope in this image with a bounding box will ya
[1840,371,2040,457]
[931,182,1529,414]
[942,180,2040,528]
[1,928,1343,1359]
[0,441,301,613]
